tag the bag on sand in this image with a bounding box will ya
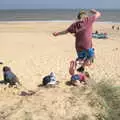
[42,72,56,86]
[42,75,51,86]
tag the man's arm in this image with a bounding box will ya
[53,30,68,36]
[89,9,101,19]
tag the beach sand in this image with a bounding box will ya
[0,22,120,120]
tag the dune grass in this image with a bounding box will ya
[70,80,120,120]
[0,79,120,120]
[94,81,120,120]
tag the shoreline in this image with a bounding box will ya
[0,20,120,24]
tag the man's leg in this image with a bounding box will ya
[69,60,76,75]
[84,56,94,66]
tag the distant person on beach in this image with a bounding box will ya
[69,60,90,86]
[117,26,119,30]
[53,9,101,71]
[112,25,115,30]
[112,25,120,31]
[3,66,21,87]
[95,30,99,34]
[0,61,3,64]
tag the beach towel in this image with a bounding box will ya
[92,33,108,39]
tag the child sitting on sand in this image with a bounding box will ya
[3,66,21,87]
[69,60,90,86]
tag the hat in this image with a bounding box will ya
[77,10,87,20]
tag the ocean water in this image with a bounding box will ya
[0,9,120,22]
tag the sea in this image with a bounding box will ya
[0,9,120,23]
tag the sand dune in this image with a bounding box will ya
[0,22,120,120]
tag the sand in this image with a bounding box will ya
[0,21,120,120]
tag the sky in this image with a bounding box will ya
[0,0,120,9]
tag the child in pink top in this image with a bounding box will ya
[69,60,90,86]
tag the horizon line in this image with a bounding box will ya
[0,8,120,10]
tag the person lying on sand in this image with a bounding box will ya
[92,31,108,39]
[69,60,90,86]
[3,66,21,87]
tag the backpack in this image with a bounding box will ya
[42,72,56,86]
[42,75,51,86]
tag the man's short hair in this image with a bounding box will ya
[77,10,87,19]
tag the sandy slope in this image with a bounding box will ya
[0,22,120,120]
